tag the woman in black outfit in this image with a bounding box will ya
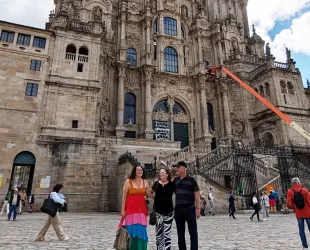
[228,191,236,219]
[151,168,175,250]
[250,191,262,222]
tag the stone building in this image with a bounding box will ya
[0,0,309,212]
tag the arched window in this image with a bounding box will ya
[259,85,265,97]
[173,102,186,114]
[164,17,177,36]
[78,46,89,62]
[280,81,287,94]
[265,83,271,96]
[153,19,158,34]
[164,47,178,73]
[65,44,76,60]
[207,102,215,131]
[183,47,186,65]
[124,93,136,124]
[287,82,294,95]
[127,48,137,67]
[181,26,185,39]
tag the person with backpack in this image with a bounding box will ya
[287,177,310,250]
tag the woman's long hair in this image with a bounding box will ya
[251,191,256,198]
[159,168,172,181]
[128,165,146,180]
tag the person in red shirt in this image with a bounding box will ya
[287,177,310,250]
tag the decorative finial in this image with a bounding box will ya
[252,22,256,34]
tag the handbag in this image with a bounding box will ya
[114,218,131,250]
[59,202,68,213]
[149,180,159,226]
[40,196,59,218]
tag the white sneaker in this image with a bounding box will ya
[61,236,69,241]
[263,218,267,221]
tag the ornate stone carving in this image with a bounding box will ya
[126,32,140,46]
[60,0,69,13]
[152,110,170,121]
[164,0,178,12]
[128,0,142,13]
[231,119,244,137]
[173,111,189,122]
[93,6,103,22]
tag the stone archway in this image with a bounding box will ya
[10,151,36,196]
[152,98,190,148]
[263,132,275,148]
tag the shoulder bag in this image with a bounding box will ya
[40,195,60,217]
[149,180,159,226]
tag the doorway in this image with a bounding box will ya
[224,175,232,190]
[174,122,189,148]
[10,152,36,196]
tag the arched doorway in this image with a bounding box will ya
[10,151,36,196]
[263,132,275,148]
[152,99,189,148]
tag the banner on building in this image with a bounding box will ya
[40,176,51,189]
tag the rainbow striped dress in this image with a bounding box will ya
[118,179,148,250]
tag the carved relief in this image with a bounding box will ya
[164,0,178,12]
[125,72,140,92]
[127,0,142,13]
[231,119,244,137]
[126,32,140,46]
[152,110,170,121]
[173,111,189,122]
[93,6,103,22]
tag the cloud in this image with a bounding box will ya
[0,0,54,29]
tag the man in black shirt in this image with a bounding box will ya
[173,161,200,250]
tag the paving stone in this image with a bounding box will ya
[0,213,306,249]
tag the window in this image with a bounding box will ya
[30,60,41,71]
[280,81,287,94]
[154,100,169,112]
[154,42,157,60]
[287,82,294,95]
[17,34,31,46]
[164,47,178,73]
[0,30,15,43]
[78,46,89,62]
[265,83,271,96]
[173,102,186,114]
[77,63,84,72]
[127,48,137,67]
[72,120,78,128]
[124,93,136,124]
[66,44,77,60]
[153,19,158,34]
[164,17,177,36]
[33,37,46,49]
[207,102,215,131]
[25,83,38,96]
[259,85,264,97]
[183,47,186,65]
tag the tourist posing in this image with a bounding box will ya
[0,191,10,215]
[151,168,175,250]
[287,177,310,250]
[8,188,20,221]
[260,192,270,221]
[250,191,262,222]
[228,191,236,219]
[34,184,69,241]
[174,161,200,250]
[119,165,153,250]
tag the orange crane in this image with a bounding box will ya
[206,66,310,142]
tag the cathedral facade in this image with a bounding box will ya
[0,0,309,211]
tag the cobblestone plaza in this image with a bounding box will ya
[0,212,304,250]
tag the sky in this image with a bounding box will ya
[0,0,309,86]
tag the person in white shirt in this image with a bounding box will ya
[250,191,262,222]
[208,188,215,216]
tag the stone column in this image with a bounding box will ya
[145,14,152,65]
[221,81,232,138]
[115,63,126,137]
[199,76,209,136]
[119,1,127,61]
[144,66,155,139]
[167,98,175,142]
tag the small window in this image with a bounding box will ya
[164,47,178,73]
[265,83,271,96]
[17,34,31,46]
[78,47,89,56]
[280,81,287,94]
[183,47,186,65]
[284,95,287,104]
[30,60,41,71]
[124,93,136,124]
[287,82,294,95]
[0,30,15,43]
[25,83,38,97]
[33,37,46,49]
[77,63,84,72]
[259,85,264,97]
[164,17,177,36]
[72,120,78,128]
[127,48,137,67]
[153,19,158,34]
[154,42,157,60]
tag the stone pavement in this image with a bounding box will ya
[0,212,305,250]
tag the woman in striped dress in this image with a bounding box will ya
[119,165,153,250]
[151,168,175,250]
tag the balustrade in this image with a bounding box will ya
[65,52,76,61]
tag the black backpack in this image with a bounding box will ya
[292,188,305,209]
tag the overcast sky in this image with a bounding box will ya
[0,0,309,85]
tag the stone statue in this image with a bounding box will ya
[93,6,103,22]
[266,43,271,56]
[232,39,238,52]
[60,0,68,13]
[285,45,291,61]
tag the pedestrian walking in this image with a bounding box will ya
[261,192,270,221]
[174,161,200,250]
[208,188,215,215]
[287,177,310,250]
[34,184,69,242]
[0,191,10,215]
[118,165,153,250]
[151,168,174,250]
[228,191,236,219]
[28,194,35,213]
[8,188,20,221]
[250,191,262,222]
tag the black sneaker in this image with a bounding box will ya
[250,217,253,221]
